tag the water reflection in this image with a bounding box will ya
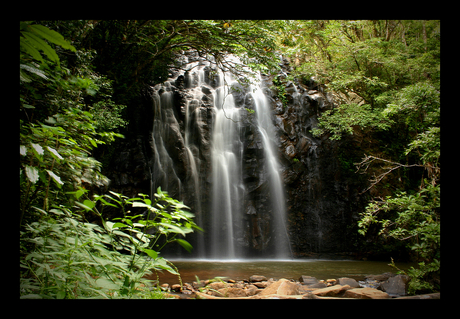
[148,259,416,284]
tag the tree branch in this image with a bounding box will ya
[355,154,432,195]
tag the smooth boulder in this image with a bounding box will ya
[344,287,390,299]
[299,275,319,285]
[380,274,409,296]
[259,279,300,296]
[338,277,360,288]
[249,275,268,282]
[311,284,351,297]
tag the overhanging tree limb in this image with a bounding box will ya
[355,154,438,195]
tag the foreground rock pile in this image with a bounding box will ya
[162,273,440,299]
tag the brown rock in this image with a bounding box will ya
[232,282,245,289]
[192,281,205,289]
[395,293,440,299]
[326,279,337,286]
[344,287,390,299]
[338,277,360,288]
[365,272,395,282]
[217,287,247,298]
[171,284,182,292]
[251,294,300,299]
[259,279,300,296]
[250,275,268,282]
[246,284,260,296]
[207,282,227,290]
[309,282,327,289]
[183,283,194,291]
[299,275,319,285]
[277,280,300,295]
[258,279,285,296]
[194,291,303,300]
[253,281,268,288]
[312,284,351,297]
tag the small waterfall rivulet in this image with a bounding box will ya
[149,53,292,259]
[250,74,292,259]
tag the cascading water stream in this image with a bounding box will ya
[150,53,292,259]
[250,76,293,259]
[210,75,244,259]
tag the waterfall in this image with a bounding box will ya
[150,52,291,259]
[210,74,244,259]
[250,76,293,259]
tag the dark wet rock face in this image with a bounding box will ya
[105,51,367,258]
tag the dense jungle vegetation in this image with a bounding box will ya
[20,20,440,298]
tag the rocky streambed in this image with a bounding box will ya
[160,273,440,299]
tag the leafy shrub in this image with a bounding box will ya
[20,188,201,299]
[359,183,440,294]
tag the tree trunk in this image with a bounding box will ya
[401,21,407,46]
[422,20,428,52]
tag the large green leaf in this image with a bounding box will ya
[20,37,44,62]
[20,63,48,80]
[21,31,60,64]
[95,278,120,290]
[158,222,186,235]
[141,248,158,260]
[175,239,193,253]
[75,200,94,211]
[30,24,76,52]
[153,257,179,275]
[82,199,95,210]
[30,143,44,156]
[46,146,63,160]
[20,145,27,156]
[46,170,64,187]
[131,201,150,208]
[25,165,39,184]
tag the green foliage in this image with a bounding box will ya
[359,183,440,294]
[20,19,441,297]
[20,22,127,226]
[405,127,440,168]
[270,75,289,107]
[75,20,282,101]
[91,100,128,132]
[20,22,76,66]
[280,20,440,293]
[280,20,440,140]
[20,188,199,299]
[19,106,116,225]
[312,103,393,140]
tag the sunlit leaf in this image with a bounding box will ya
[20,145,27,156]
[25,165,39,184]
[46,170,64,186]
[112,222,128,229]
[46,146,63,160]
[31,143,44,156]
[132,201,150,208]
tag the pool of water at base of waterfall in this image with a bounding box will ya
[146,259,417,285]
